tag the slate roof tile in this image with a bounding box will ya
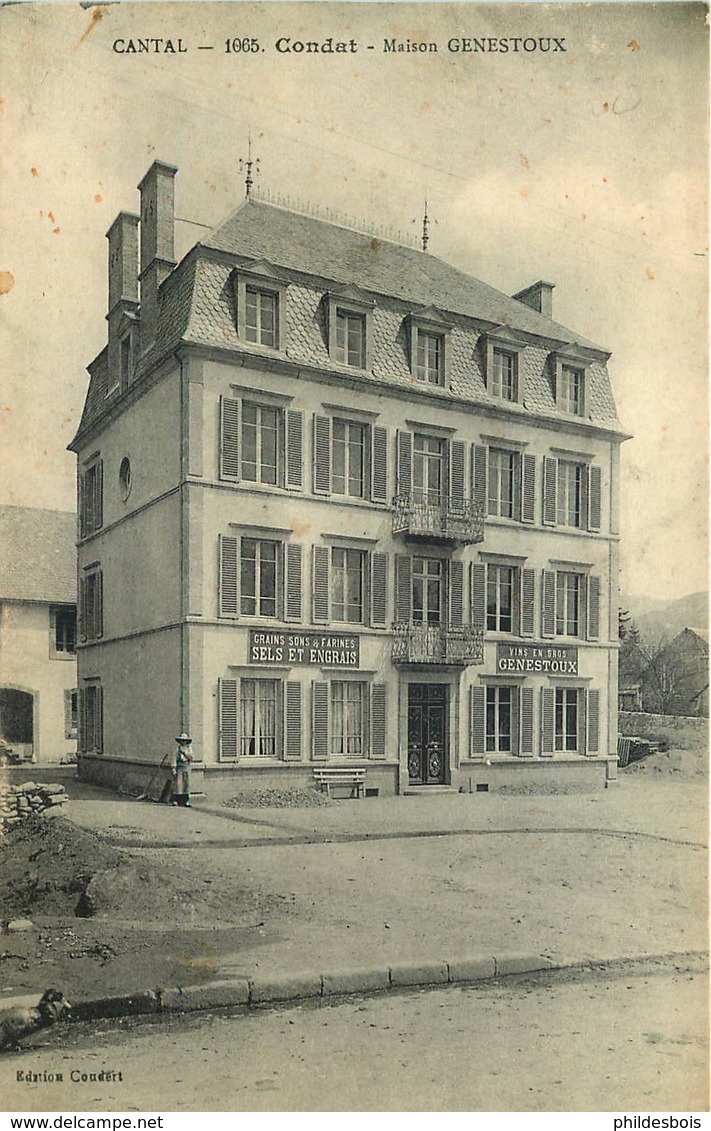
[0,505,76,604]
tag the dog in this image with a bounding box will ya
[0,989,72,1052]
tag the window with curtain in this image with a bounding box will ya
[331,681,365,756]
[240,538,278,617]
[332,420,366,497]
[556,571,583,636]
[486,564,516,632]
[331,548,365,624]
[487,448,518,518]
[486,685,512,753]
[413,434,445,504]
[557,460,585,528]
[241,402,279,485]
[240,680,278,757]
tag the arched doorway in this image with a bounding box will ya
[0,688,34,761]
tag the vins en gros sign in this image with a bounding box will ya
[496,642,579,674]
[249,630,360,668]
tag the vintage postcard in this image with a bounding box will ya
[0,0,708,1116]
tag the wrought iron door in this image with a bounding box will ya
[407,684,447,785]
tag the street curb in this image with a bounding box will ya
[63,949,708,1024]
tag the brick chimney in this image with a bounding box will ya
[106,211,139,393]
[512,280,555,319]
[137,161,177,353]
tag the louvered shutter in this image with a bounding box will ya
[449,560,463,627]
[520,687,534,755]
[312,681,329,760]
[587,575,600,641]
[220,397,240,481]
[95,461,103,530]
[394,555,412,623]
[578,690,587,756]
[64,689,73,740]
[312,545,330,623]
[521,453,536,524]
[587,689,600,754]
[449,440,465,503]
[95,569,104,639]
[470,686,486,755]
[541,687,555,756]
[396,430,413,496]
[543,457,557,526]
[79,576,87,642]
[219,535,239,618]
[218,677,239,762]
[285,682,302,761]
[371,426,388,503]
[78,688,86,752]
[313,415,331,494]
[285,543,303,622]
[370,552,388,627]
[78,473,86,540]
[95,685,104,753]
[520,569,535,637]
[470,563,486,631]
[588,465,602,532]
[370,684,387,759]
[285,410,303,490]
[472,445,487,510]
[541,570,556,637]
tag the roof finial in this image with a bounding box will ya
[422,199,430,252]
[239,133,260,198]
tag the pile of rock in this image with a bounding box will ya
[0,782,69,830]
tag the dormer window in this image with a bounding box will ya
[233,260,287,352]
[483,328,527,403]
[336,309,366,368]
[407,306,452,388]
[491,348,518,401]
[327,286,375,370]
[551,347,592,417]
[245,287,278,348]
[416,331,444,385]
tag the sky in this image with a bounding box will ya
[0,1,708,601]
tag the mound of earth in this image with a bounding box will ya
[223,787,334,809]
[622,746,708,777]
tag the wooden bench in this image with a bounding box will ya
[313,767,366,800]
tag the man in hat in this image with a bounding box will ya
[171,733,193,807]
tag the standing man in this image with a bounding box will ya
[172,732,193,808]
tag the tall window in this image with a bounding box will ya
[331,682,365,756]
[555,688,579,752]
[242,403,279,485]
[412,557,443,625]
[332,421,366,498]
[80,460,103,538]
[240,538,278,617]
[556,572,582,636]
[80,568,103,642]
[559,366,583,415]
[335,310,366,368]
[416,331,444,386]
[245,288,278,348]
[492,349,517,401]
[240,680,278,757]
[413,434,445,504]
[488,448,518,518]
[486,686,512,753]
[83,685,102,753]
[331,548,365,624]
[557,461,585,528]
[487,564,516,633]
[53,606,77,654]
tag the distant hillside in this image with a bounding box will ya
[622,591,709,644]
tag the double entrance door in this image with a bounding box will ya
[407,683,447,785]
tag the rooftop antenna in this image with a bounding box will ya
[422,199,430,252]
[239,134,260,198]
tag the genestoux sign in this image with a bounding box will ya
[248,629,360,667]
[496,642,579,674]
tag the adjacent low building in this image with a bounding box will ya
[70,161,628,796]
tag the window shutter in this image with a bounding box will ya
[220,397,240,481]
[578,689,587,756]
[470,563,486,631]
[312,545,330,623]
[78,688,86,752]
[587,689,600,754]
[520,687,534,755]
[541,570,556,637]
[449,560,463,627]
[95,685,103,753]
[64,689,73,740]
[285,681,302,760]
[312,681,329,760]
[218,677,239,762]
[472,445,487,510]
[449,440,465,502]
[370,684,387,759]
[470,686,486,755]
[543,457,557,526]
[394,554,412,623]
[95,461,104,530]
[521,453,536,524]
[285,410,303,490]
[370,552,388,628]
[78,473,86,540]
[396,430,413,496]
[541,687,555,756]
[79,576,87,642]
[219,535,239,618]
[520,568,535,637]
[588,465,602,532]
[285,543,303,622]
[313,415,331,494]
[371,426,388,503]
[587,575,600,641]
[95,569,104,640]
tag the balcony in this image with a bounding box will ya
[392,623,484,666]
[392,494,484,545]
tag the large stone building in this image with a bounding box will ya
[0,505,78,764]
[70,161,627,797]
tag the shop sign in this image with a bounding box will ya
[248,629,360,667]
[496,642,579,675]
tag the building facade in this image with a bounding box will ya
[70,161,628,797]
[0,505,78,764]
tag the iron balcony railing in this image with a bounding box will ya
[392,623,484,666]
[392,494,485,544]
